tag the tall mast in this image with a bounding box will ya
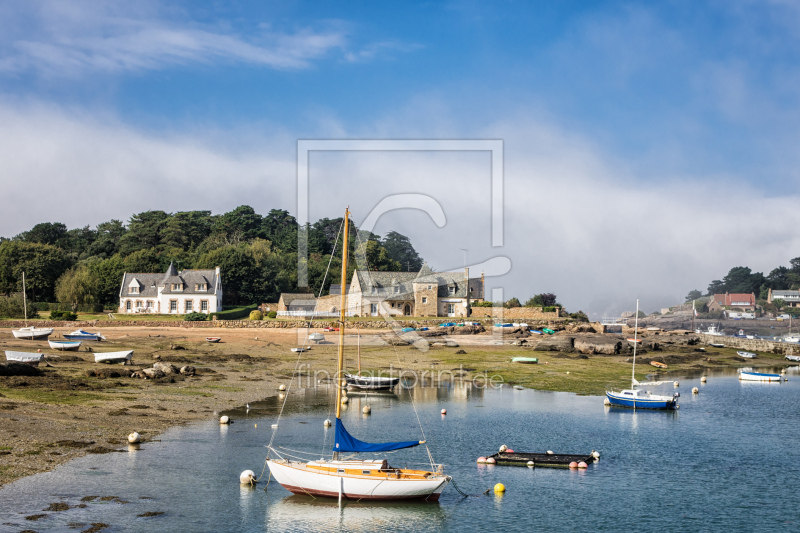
[335,208,350,421]
[631,299,639,389]
[22,271,27,328]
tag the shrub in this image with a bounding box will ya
[184,312,208,322]
[213,305,259,320]
[0,294,37,319]
[267,311,277,319]
[50,310,77,321]
[249,310,264,321]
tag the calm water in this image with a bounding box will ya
[2,367,800,532]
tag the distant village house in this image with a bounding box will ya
[708,292,756,313]
[119,263,222,315]
[767,288,800,309]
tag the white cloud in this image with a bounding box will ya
[0,1,346,75]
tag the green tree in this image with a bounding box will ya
[161,211,213,250]
[721,266,764,294]
[505,297,521,308]
[213,205,262,244]
[382,231,422,271]
[707,279,725,295]
[685,289,703,302]
[0,240,70,302]
[262,209,298,251]
[118,210,170,255]
[16,222,69,246]
[89,254,126,308]
[87,220,127,258]
[55,264,97,311]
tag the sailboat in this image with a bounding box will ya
[606,299,680,410]
[266,208,450,501]
[345,328,400,391]
[11,272,53,340]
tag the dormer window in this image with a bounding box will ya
[195,283,208,291]
[449,286,456,296]
[172,283,183,291]
[129,286,139,294]
[394,286,400,294]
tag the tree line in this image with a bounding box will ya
[685,257,800,303]
[0,206,424,312]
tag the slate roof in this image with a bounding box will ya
[279,293,316,305]
[120,262,219,298]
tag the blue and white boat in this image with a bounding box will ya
[63,329,106,341]
[739,370,781,382]
[605,299,680,411]
[48,340,82,351]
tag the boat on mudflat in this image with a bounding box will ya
[785,354,800,362]
[650,361,667,369]
[206,337,221,343]
[12,327,53,340]
[48,340,82,351]
[737,351,757,359]
[511,357,538,364]
[739,370,781,382]
[5,351,45,366]
[64,330,105,341]
[94,351,133,364]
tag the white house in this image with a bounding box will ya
[118,263,222,315]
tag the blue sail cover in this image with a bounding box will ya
[333,419,421,453]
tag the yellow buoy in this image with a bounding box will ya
[494,483,506,493]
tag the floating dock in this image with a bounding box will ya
[483,452,596,468]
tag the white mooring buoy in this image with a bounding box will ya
[591,450,600,459]
[692,387,699,394]
[220,415,231,424]
[127,432,141,444]
[362,405,371,414]
[341,396,349,405]
[700,376,707,383]
[240,470,256,485]
[324,419,332,427]
[674,381,680,388]
[499,444,508,453]
[441,409,447,415]
[527,461,535,468]
[278,384,286,391]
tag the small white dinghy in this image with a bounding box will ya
[737,351,757,359]
[5,350,45,366]
[94,350,133,364]
[48,340,82,351]
[308,333,324,342]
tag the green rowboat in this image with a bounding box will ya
[511,357,538,364]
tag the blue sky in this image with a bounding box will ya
[1,0,799,316]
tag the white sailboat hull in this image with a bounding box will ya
[5,351,45,366]
[12,327,53,340]
[266,460,448,501]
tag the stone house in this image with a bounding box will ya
[119,263,222,315]
[347,264,484,318]
[708,292,756,312]
[276,293,317,314]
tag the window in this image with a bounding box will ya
[136,300,142,308]
[146,300,153,309]
[201,300,208,312]
[125,300,131,311]
[195,283,208,291]
[185,300,193,312]
[447,303,455,314]
[394,286,400,294]
[428,285,432,290]
[422,297,428,304]
[129,286,139,294]
[370,303,378,315]
[169,300,177,312]
[172,283,183,291]
[449,286,455,295]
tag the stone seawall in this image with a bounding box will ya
[698,333,797,355]
[468,307,561,319]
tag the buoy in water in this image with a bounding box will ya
[692,387,699,394]
[674,381,680,388]
[506,449,514,453]
[324,419,332,427]
[578,461,588,469]
[486,457,496,464]
[700,376,707,383]
[127,432,141,444]
[341,396,349,404]
[591,450,600,459]
[441,409,447,415]
[569,461,578,469]
[278,384,286,391]
[240,470,256,485]
[499,444,508,452]
[494,483,505,493]
[362,405,371,414]
[526,461,535,468]
[37,349,41,353]
[220,415,230,424]
[477,456,487,463]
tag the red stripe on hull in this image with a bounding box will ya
[281,484,441,502]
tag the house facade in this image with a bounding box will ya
[708,292,756,312]
[768,288,800,308]
[347,264,484,318]
[118,263,222,315]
